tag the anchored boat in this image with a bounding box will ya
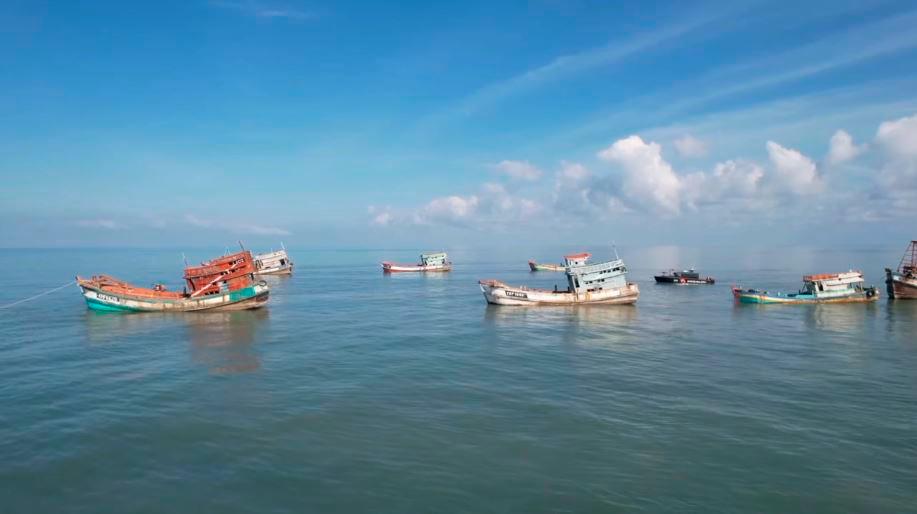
[528,259,565,272]
[885,240,917,299]
[733,271,878,304]
[480,252,639,305]
[254,243,293,276]
[382,252,452,273]
[77,250,269,312]
[654,269,715,285]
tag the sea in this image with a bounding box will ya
[0,245,915,513]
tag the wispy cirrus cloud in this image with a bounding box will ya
[75,219,123,230]
[210,0,315,21]
[185,214,291,236]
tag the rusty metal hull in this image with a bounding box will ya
[886,269,917,299]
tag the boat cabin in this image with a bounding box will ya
[800,271,866,298]
[421,252,448,267]
[183,251,257,297]
[564,252,591,268]
[255,250,291,271]
[566,258,628,294]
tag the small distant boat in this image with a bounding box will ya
[885,240,917,299]
[254,243,293,275]
[654,269,715,285]
[382,252,452,273]
[733,271,878,304]
[480,252,639,305]
[528,260,565,272]
[77,250,270,312]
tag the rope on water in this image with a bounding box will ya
[0,280,77,310]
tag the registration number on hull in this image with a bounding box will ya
[505,291,528,299]
[97,293,120,303]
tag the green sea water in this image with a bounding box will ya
[0,246,915,513]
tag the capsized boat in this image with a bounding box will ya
[654,268,715,284]
[382,252,452,273]
[733,271,878,304]
[885,240,917,299]
[77,250,270,312]
[528,259,565,272]
[254,243,293,275]
[480,252,639,305]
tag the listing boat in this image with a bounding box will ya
[654,269,715,284]
[480,252,639,305]
[77,250,270,312]
[254,243,294,275]
[885,240,917,299]
[528,260,565,272]
[382,252,451,273]
[732,271,878,304]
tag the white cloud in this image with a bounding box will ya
[876,112,917,159]
[674,134,709,158]
[184,214,290,236]
[597,135,682,216]
[766,141,823,195]
[827,130,865,165]
[76,219,122,230]
[368,206,394,226]
[683,160,764,208]
[211,1,313,21]
[493,160,543,181]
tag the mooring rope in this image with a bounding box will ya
[0,280,77,310]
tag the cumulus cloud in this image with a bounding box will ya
[597,135,682,216]
[876,113,917,159]
[373,183,540,227]
[674,134,709,158]
[493,160,543,181]
[368,206,394,226]
[826,130,865,165]
[766,141,823,195]
[682,160,764,208]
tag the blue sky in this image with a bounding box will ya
[3,0,917,248]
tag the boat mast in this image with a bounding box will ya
[899,240,917,271]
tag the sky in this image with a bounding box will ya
[2,0,917,249]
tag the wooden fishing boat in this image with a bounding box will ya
[886,240,917,299]
[382,252,451,273]
[254,243,293,275]
[733,271,878,304]
[77,250,270,312]
[528,259,565,272]
[654,269,715,284]
[480,252,639,305]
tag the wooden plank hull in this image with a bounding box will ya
[886,270,917,299]
[382,263,452,273]
[528,261,565,272]
[80,282,270,312]
[480,281,639,306]
[733,288,878,304]
[254,264,294,276]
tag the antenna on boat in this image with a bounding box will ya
[181,252,188,267]
[281,241,286,250]
[238,240,245,251]
[612,241,619,260]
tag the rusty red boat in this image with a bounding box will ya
[77,250,270,312]
[886,240,917,299]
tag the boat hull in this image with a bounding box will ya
[528,261,565,272]
[732,288,878,304]
[255,264,294,276]
[654,275,715,285]
[480,281,639,306]
[80,283,270,312]
[886,269,917,299]
[382,263,452,273]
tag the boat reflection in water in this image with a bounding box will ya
[84,309,268,375]
[483,304,638,349]
[804,303,877,335]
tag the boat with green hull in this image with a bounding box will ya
[77,250,270,313]
[733,271,878,304]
